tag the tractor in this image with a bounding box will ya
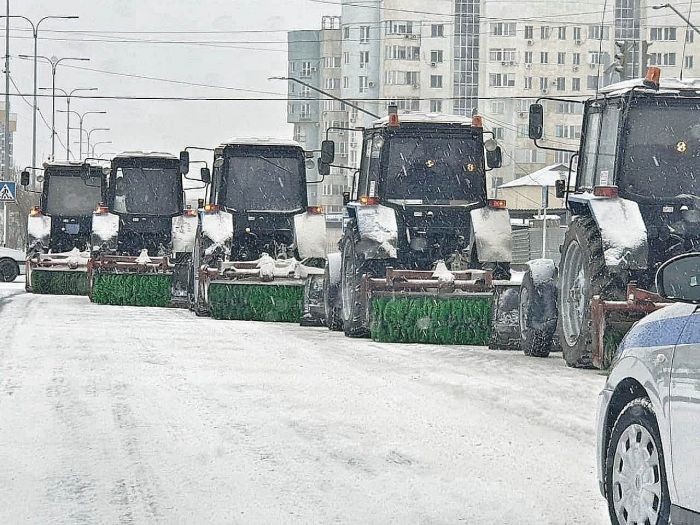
[88,152,197,307]
[519,68,700,368]
[23,161,105,295]
[181,138,326,323]
[319,109,512,343]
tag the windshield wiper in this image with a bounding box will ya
[257,156,295,176]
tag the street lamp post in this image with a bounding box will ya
[62,111,106,160]
[41,87,97,160]
[90,140,112,157]
[652,4,700,35]
[85,128,110,157]
[19,54,90,160]
[1,15,78,184]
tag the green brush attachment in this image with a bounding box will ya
[31,270,89,296]
[370,294,493,345]
[91,273,172,307]
[208,282,304,322]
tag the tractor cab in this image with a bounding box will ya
[25,161,105,254]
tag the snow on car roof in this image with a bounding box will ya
[114,151,178,159]
[220,137,303,148]
[373,112,472,127]
[599,76,700,96]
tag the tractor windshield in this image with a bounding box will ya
[621,103,700,199]
[112,166,182,216]
[384,136,485,202]
[45,173,103,217]
[224,151,305,212]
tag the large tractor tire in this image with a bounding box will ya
[519,266,557,358]
[188,232,210,317]
[341,237,376,338]
[557,216,619,368]
[0,258,19,282]
[324,253,343,331]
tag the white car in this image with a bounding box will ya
[0,247,25,282]
[596,253,700,525]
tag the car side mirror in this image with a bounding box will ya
[485,146,502,169]
[320,140,335,164]
[555,179,566,199]
[200,167,211,184]
[342,191,351,205]
[179,150,190,175]
[656,254,700,303]
[528,103,544,140]
[20,170,30,186]
[318,160,330,177]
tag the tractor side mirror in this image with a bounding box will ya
[20,170,30,186]
[657,254,700,303]
[179,150,190,175]
[318,160,330,177]
[528,103,544,140]
[342,191,351,205]
[320,140,335,164]
[485,145,503,169]
[200,167,211,184]
[555,179,566,199]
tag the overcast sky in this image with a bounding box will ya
[11,1,340,168]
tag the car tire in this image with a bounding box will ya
[520,269,556,358]
[605,398,670,525]
[0,258,19,282]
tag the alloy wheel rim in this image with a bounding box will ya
[519,286,529,341]
[341,244,355,323]
[560,239,586,346]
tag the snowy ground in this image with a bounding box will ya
[0,280,609,524]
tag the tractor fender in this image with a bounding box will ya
[294,212,327,259]
[569,192,648,271]
[171,214,198,255]
[27,214,51,250]
[201,211,234,256]
[91,212,119,252]
[469,207,513,263]
[351,203,398,259]
[326,252,342,288]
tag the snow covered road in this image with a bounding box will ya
[0,281,609,524]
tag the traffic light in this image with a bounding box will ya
[614,40,628,78]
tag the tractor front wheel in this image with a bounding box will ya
[341,238,372,338]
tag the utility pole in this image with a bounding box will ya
[3,0,9,247]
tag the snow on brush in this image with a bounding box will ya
[201,211,234,245]
[0,288,609,524]
[432,261,455,283]
[355,205,398,258]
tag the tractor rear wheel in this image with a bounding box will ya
[324,259,343,331]
[520,269,556,358]
[341,237,373,338]
[188,232,209,317]
[557,216,612,368]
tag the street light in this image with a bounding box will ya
[0,14,78,185]
[85,127,110,156]
[60,110,106,160]
[40,87,97,160]
[19,54,89,159]
[90,140,112,157]
[652,4,700,37]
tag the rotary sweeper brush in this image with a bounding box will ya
[182,138,326,323]
[319,109,512,344]
[87,152,197,307]
[23,161,106,295]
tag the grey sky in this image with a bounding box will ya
[12,1,340,168]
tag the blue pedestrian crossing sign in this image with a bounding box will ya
[0,181,16,202]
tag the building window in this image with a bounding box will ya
[386,45,420,60]
[650,27,677,41]
[588,51,609,65]
[430,75,443,88]
[386,21,414,35]
[490,100,505,114]
[649,52,677,66]
[524,25,534,39]
[293,126,306,142]
[343,26,350,39]
[515,148,545,163]
[492,127,504,140]
[489,48,517,62]
[343,76,349,88]
[289,62,296,73]
[573,26,582,41]
[685,55,694,69]
[586,75,599,90]
[517,125,528,138]
[541,26,551,40]
[301,61,312,77]
[430,50,444,64]
[524,51,533,64]
[588,25,610,40]
[489,73,516,87]
[324,78,340,90]
[540,52,549,64]
[431,24,445,37]
[359,51,370,68]
[359,76,369,93]
[555,150,574,164]
[558,52,566,65]
[557,26,566,40]
[556,101,581,114]
[556,77,566,91]
[300,86,311,98]
[687,29,695,43]
[572,53,581,66]
[387,97,420,111]
[343,52,350,64]
[300,103,311,120]
[555,125,581,139]
[572,77,581,91]
[491,22,516,37]
[360,25,370,42]
[524,76,533,90]
[430,99,443,112]
[539,77,548,91]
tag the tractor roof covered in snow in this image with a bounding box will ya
[219,137,303,149]
[114,151,179,160]
[599,76,700,97]
[372,113,473,128]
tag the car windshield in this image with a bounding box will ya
[112,166,182,215]
[45,174,102,217]
[621,103,700,199]
[383,136,485,202]
[223,154,304,211]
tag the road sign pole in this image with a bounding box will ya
[2,201,6,247]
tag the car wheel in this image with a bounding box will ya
[0,258,19,282]
[605,398,670,525]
